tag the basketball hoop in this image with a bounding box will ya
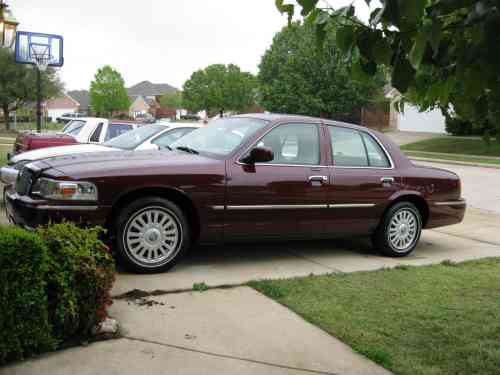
[14,31,64,133]
[30,42,50,71]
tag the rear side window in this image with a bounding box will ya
[106,124,134,141]
[361,133,391,168]
[89,123,104,142]
[329,126,390,168]
[63,120,86,136]
[329,126,368,167]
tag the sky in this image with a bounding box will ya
[11,0,377,91]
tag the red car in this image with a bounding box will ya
[11,118,139,157]
[5,114,466,273]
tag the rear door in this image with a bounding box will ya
[325,125,400,235]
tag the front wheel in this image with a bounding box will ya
[372,202,422,257]
[115,197,190,273]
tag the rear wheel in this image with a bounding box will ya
[115,197,190,273]
[373,202,422,257]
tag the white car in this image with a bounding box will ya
[61,118,140,144]
[1,123,201,186]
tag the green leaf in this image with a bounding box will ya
[361,60,377,76]
[372,37,392,65]
[429,20,442,54]
[275,0,295,23]
[336,25,356,54]
[392,57,416,93]
[315,22,327,51]
[314,10,330,25]
[297,0,319,17]
[352,60,371,83]
[400,0,426,26]
[409,33,427,69]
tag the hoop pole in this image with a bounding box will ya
[36,66,42,133]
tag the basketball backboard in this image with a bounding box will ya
[15,31,64,69]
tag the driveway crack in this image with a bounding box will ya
[430,229,500,248]
[282,248,343,274]
[122,335,339,375]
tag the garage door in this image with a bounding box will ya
[398,105,446,134]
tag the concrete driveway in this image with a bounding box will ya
[384,130,442,146]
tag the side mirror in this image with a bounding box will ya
[241,147,274,164]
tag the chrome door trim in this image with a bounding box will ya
[37,205,99,211]
[328,203,376,208]
[434,200,467,206]
[212,204,328,211]
[212,203,375,210]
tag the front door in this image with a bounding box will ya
[225,122,330,239]
[325,125,400,235]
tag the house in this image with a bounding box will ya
[44,90,91,123]
[45,93,80,122]
[386,88,447,134]
[127,81,178,120]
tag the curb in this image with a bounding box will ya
[410,157,500,169]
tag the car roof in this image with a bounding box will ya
[234,113,372,133]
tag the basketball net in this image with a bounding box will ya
[30,44,50,71]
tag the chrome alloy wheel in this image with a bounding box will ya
[388,208,418,252]
[123,206,182,267]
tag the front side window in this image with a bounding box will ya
[105,123,134,141]
[63,120,86,136]
[152,128,195,148]
[329,126,368,167]
[256,123,320,165]
[170,117,268,157]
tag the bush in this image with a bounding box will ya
[0,223,115,364]
[37,223,116,342]
[0,226,55,363]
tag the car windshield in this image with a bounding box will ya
[103,124,167,150]
[170,117,268,157]
[62,120,86,136]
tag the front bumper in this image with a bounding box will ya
[4,187,111,229]
[0,166,19,185]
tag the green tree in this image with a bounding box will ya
[89,65,130,117]
[0,48,62,131]
[159,91,183,109]
[259,21,385,121]
[275,0,500,141]
[183,64,257,116]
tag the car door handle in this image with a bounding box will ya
[308,175,328,185]
[381,177,395,185]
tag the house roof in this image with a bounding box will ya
[68,90,91,110]
[127,80,177,97]
[45,93,79,110]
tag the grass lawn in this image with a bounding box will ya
[406,151,500,166]
[0,145,11,167]
[250,258,500,375]
[401,137,500,157]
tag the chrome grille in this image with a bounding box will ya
[16,167,35,196]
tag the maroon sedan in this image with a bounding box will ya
[5,114,466,273]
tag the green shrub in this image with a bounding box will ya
[0,223,116,364]
[445,117,473,136]
[0,226,55,363]
[37,223,116,342]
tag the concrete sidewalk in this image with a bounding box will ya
[2,287,390,375]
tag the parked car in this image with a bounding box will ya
[10,118,140,157]
[5,114,466,273]
[56,112,85,124]
[1,123,200,186]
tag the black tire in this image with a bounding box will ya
[372,201,422,257]
[115,197,190,273]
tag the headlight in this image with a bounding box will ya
[31,178,98,201]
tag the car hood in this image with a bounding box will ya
[10,144,114,164]
[33,149,221,179]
